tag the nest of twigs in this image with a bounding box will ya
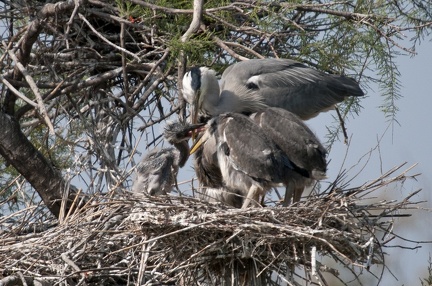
[0,163,422,285]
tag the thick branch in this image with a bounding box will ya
[0,112,71,219]
[4,0,77,115]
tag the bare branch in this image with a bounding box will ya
[212,35,250,61]
[5,46,55,135]
[0,76,38,107]
[78,13,141,62]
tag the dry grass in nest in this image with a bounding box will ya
[0,163,423,285]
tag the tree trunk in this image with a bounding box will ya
[0,112,69,218]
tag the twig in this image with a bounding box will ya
[223,41,265,59]
[335,106,348,144]
[78,13,141,62]
[212,35,250,61]
[5,45,55,135]
[0,76,38,107]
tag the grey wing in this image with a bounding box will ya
[217,113,286,182]
[252,107,327,175]
[221,59,364,119]
[221,59,312,86]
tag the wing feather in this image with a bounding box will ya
[220,59,364,119]
[251,107,327,177]
[216,113,285,182]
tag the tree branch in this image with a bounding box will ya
[0,112,72,219]
[78,13,141,62]
[6,47,55,135]
[212,35,249,61]
[4,0,77,115]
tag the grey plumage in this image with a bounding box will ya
[191,112,309,208]
[192,139,245,208]
[132,147,179,195]
[132,121,200,196]
[181,58,343,207]
[138,120,244,207]
[182,58,364,121]
[250,107,327,205]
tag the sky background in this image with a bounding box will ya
[305,40,432,285]
[170,40,432,285]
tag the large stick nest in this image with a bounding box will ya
[0,164,422,285]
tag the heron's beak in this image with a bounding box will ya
[190,133,206,155]
[184,123,206,138]
[192,101,199,125]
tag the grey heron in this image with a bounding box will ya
[250,107,327,205]
[132,121,201,196]
[182,58,364,122]
[190,112,310,208]
[190,132,244,208]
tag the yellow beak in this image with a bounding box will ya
[190,135,205,155]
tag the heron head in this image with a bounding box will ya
[182,67,202,125]
[183,67,220,124]
[164,120,206,144]
[164,120,206,167]
[182,67,201,104]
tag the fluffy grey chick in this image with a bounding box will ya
[132,121,201,195]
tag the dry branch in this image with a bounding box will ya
[5,46,55,135]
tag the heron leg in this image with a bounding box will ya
[241,185,260,209]
[293,186,305,203]
[283,184,305,206]
[282,184,294,207]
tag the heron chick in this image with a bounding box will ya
[250,107,327,205]
[132,121,202,196]
[132,147,180,196]
[166,120,245,208]
[190,112,310,209]
[182,58,364,123]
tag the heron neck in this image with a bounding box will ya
[216,89,266,115]
[173,141,189,167]
[201,73,221,116]
[201,72,265,115]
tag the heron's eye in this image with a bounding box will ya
[246,82,259,90]
[220,142,230,156]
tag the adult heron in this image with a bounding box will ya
[190,112,310,208]
[182,58,364,122]
[132,121,201,195]
[250,107,327,205]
